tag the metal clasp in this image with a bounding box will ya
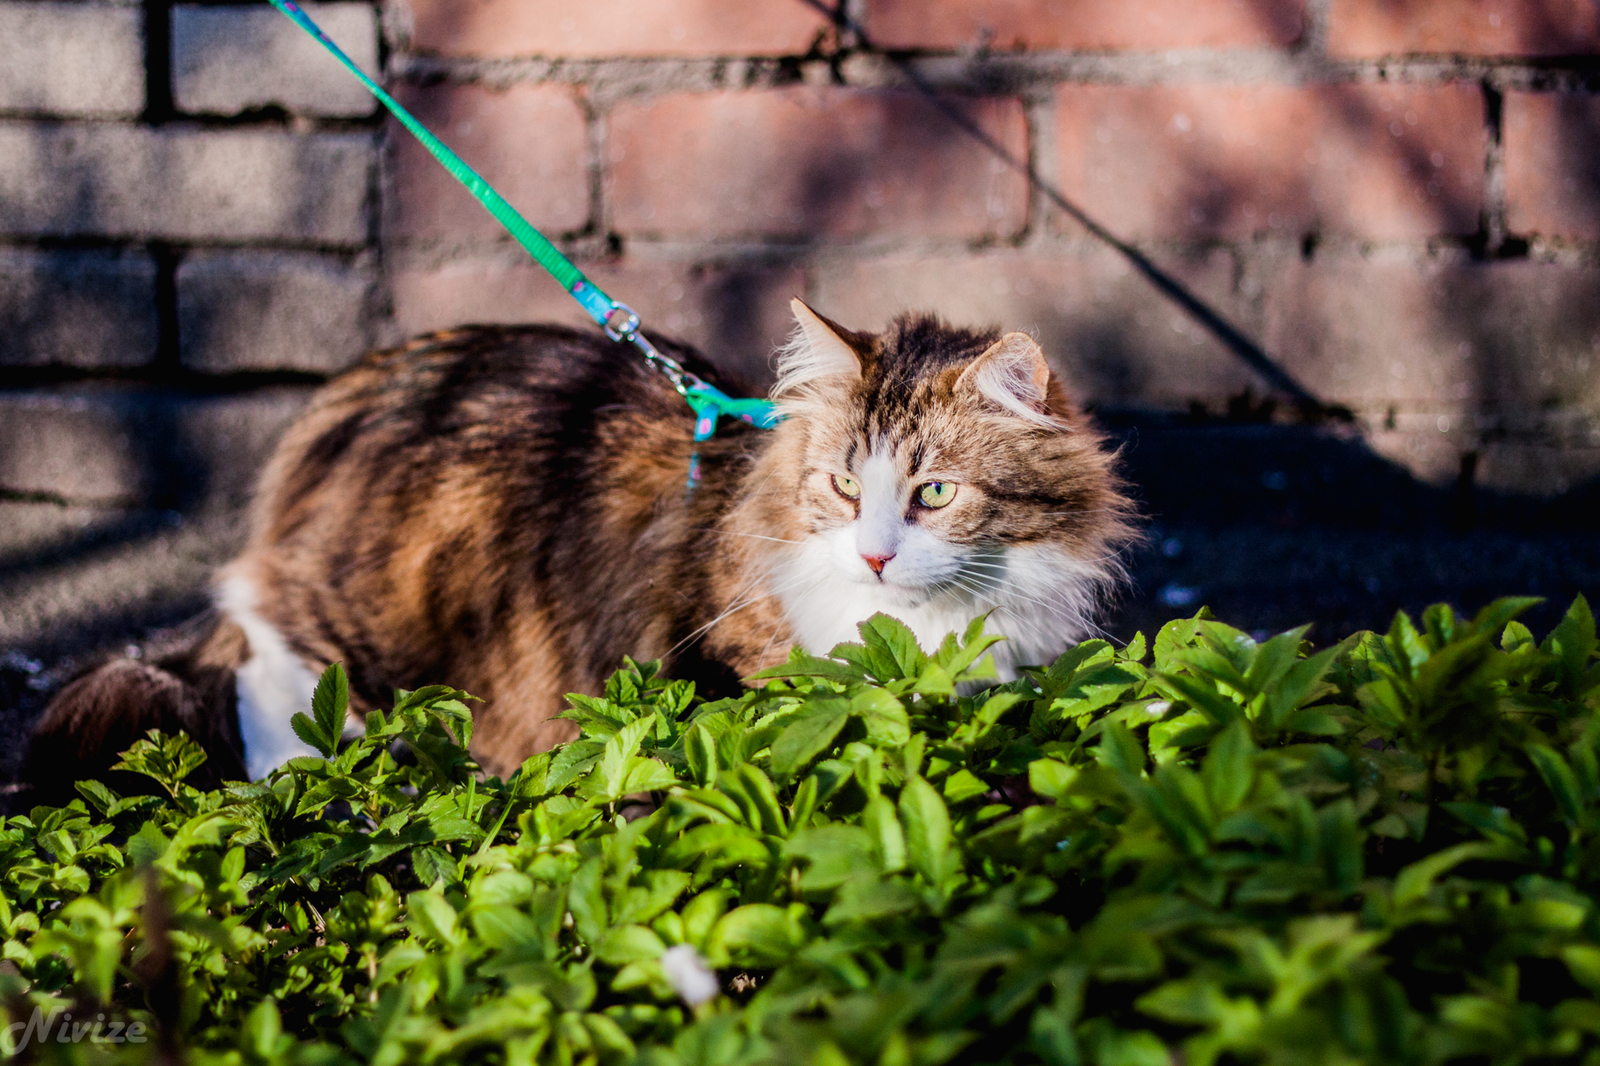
[603,303,642,342]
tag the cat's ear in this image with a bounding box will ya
[955,332,1065,427]
[773,299,866,397]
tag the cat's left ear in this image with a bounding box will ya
[955,333,1067,427]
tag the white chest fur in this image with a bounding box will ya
[217,572,324,779]
[770,532,1106,679]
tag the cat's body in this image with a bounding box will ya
[28,303,1134,788]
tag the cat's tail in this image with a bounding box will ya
[23,613,250,805]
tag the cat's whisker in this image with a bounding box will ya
[667,570,814,658]
[696,529,804,545]
[949,566,1102,636]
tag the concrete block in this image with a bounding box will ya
[608,87,1028,241]
[0,248,158,368]
[1329,0,1600,57]
[1053,82,1487,240]
[389,83,589,241]
[1477,442,1600,496]
[865,0,1304,51]
[1262,256,1600,415]
[178,252,374,374]
[0,504,248,659]
[1505,92,1600,241]
[172,3,379,118]
[390,254,804,386]
[0,123,373,244]
[0,387,312,509]
[811,247,1260,409]
[394,0,828,58]
[0,3,144,118]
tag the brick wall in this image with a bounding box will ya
[3,0,1600,666]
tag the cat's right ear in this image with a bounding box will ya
[773,299,865,397]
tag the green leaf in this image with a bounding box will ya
[1201,720,1255,814]
[312,661,350,753]
[596,924,667,966]
[856,613,928,682]
[1029,758,1078,804]
[706,904,806,967]
[1528,744,1585,824]
[1394,842,1506,906]
[865,794,907,874]
[770,702,850,781]
[943,769,990,805]
[899,776,957,887]
[685,722,718,787]
[823,878,922,924]
[1545,594,1598,692]
[854,687,911,747]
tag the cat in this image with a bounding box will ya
[26,300,1136,791]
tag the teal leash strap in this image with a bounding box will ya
[267,0,780,485]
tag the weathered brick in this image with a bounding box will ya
[393,0,828,58]
[0,249,158,368]
[172,3,379,118]
[1355,430,1474,487]
[0,504,246,657]
[1054,83,1486,240]
[865,0,1304,51]
[1262,256,1600,414]
[178,252,375,374]
[0,391,152,503]
[389,84,589,241]
[811,247,1260,408]
[1477,442,1600,496]
[1504,92,1600,240]
[0,387,311,508]
[0,124,372,244]
[1328,0,1600,57]
[609,88,1028,240]
[0,3,144,117]
[390,255,805,385]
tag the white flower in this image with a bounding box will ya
[660,944,719,1007]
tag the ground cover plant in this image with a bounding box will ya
[3,596,1600,1065]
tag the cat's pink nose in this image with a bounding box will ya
[862,553,894,576]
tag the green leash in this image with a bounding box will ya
[267,0,781,458]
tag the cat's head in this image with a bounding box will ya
[744,299,1138,671]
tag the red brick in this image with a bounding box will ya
[1053,83,1486,240]
[865,0,1303,51]
[391,256,806,385]
[393,0,828,58]
[389,83,589,242]
[811,248,1260,408]
[1262,257,1600,415]
[1504,92,1600,240]
[608,88,1028,241]
[1328,0,1600,57]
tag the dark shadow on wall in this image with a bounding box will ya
[1103,412,1600,646]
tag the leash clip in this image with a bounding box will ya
[602,303,642,342]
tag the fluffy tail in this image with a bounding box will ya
[25,614,250,805]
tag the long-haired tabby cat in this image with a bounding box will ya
[27,301,1135,791]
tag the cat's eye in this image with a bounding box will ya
[832,474,861,500]
[918,481,956,508]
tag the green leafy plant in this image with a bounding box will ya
[3,597,1600,1066]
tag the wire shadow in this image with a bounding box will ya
[794,0,1341,419]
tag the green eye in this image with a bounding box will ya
[832,474,861,500]
[918,481,956,508]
